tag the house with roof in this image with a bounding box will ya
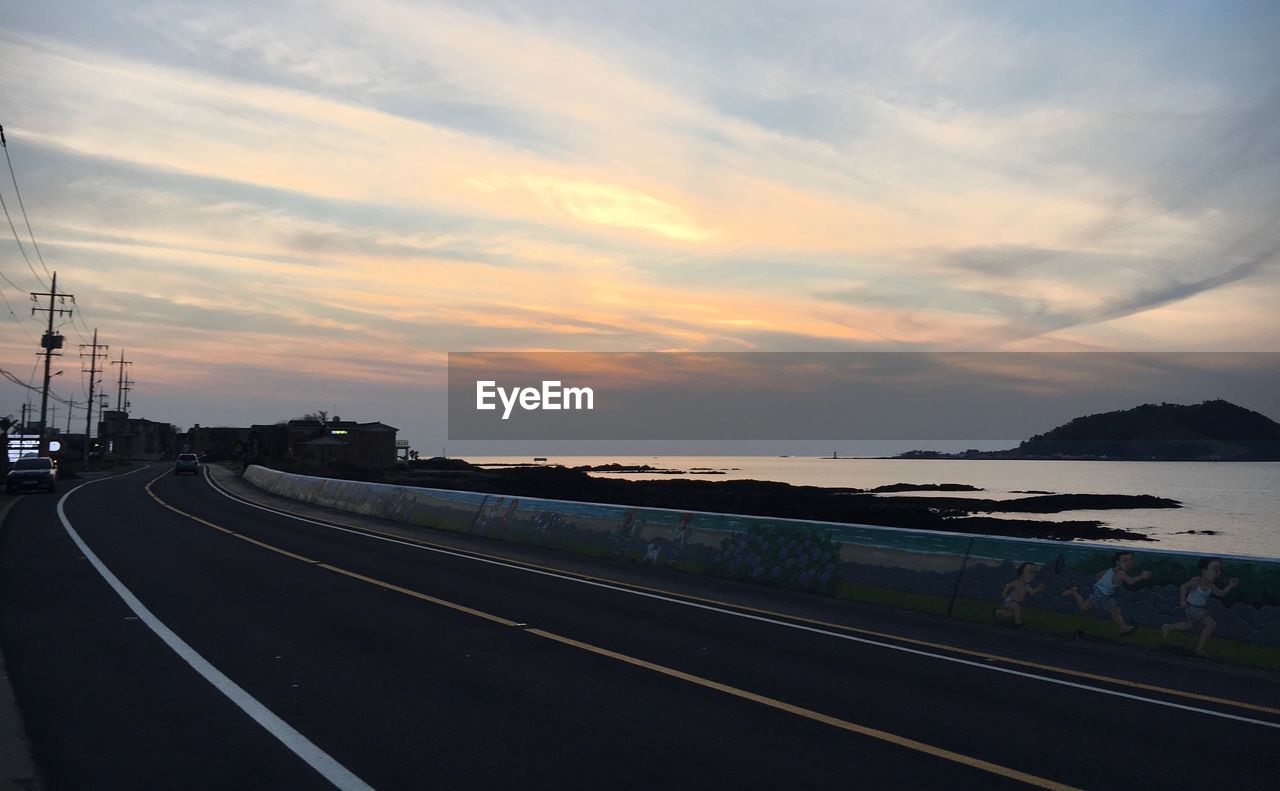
[247,416,398,470]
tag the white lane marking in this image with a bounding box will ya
[201,470,1280,731]
[59,469,376,791]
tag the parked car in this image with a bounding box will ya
[174,453,201,476]
[6,456,57,494]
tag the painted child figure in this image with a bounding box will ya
[1161,557,1239,658]
[1062,551,1151,635]
[995,562,1045,627]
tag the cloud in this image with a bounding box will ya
[468,174,715,242]
[4,1,1280,444]
[1000,247,1280,340]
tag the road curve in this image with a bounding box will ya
[1,465,1277,789]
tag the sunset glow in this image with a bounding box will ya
[1,2,1277,447]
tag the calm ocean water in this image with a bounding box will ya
[465,456,1280,559]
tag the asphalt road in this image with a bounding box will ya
[2,465,1278,790]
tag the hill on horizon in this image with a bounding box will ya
[902,399,1280,461]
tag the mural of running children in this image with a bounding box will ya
[1062,551,1152,635]
[609,510,646,558]
[665,514,694,567]
[1161,557,1240,658]
[994,562,1045,627]
[474,497,520,536]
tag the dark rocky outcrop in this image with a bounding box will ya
[350,463,1161,542]
[899,400,1280,461]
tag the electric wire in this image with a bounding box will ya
[0,264,28,293]
[20,356,38,420]
[2,290,36,342]
[0,259,43,343]
[1,367,89,409]
[0,188,46,290]
[1,124,96,347]
[1,125,53,280]
[73,307,92,339]
[0,122,113,412]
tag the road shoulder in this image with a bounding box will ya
[0,496,41,791]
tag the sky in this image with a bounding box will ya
[1,1,1278,454]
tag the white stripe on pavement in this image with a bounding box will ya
[59,469,376,791]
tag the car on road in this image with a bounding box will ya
[5,456,58,494]
[174,453,201,476]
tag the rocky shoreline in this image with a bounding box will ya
[331,459,1178,543]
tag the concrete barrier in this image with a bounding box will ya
[244,465,487,534]
[242,465,1280,670]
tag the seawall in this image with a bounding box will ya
[242,465,1280,671]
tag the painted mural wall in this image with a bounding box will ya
[243,466,1280,670]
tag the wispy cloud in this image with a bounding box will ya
[2,0,1278,442]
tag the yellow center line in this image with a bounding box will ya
[206,474,1279,719]
[143,469,1077,789]
[145,472,315,564]
[235,533,320,565]
[316,564,520,627]
[527,628,1078,791]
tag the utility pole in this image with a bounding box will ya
[65,399,75,433]
[80,329,108,459]
[97,392,109,450]
[121,373,135,413]
[112,350,132,413]
[31,272,74,452]
[20,403,27,431]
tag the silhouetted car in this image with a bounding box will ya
[175,453,201,475]
[6,456,57,494]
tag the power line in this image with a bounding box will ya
[0,265,29,293]
[0,123,111,435]
[0,285,35,342]
[0,367,86,409]
[65,286,94,341]
[14,356,39,428]
[0,187,46,290]
[0,124,105,353]
[0,125,52,280]
[58,310,86,344]
[73,307,93,339]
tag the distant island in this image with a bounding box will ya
[898,399,1280,461]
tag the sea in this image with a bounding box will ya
[464,456,1280,560]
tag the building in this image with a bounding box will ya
[98,410,178,460]
[292,418,398,469]
[248,423,289,462]
[248,416,398,470]
[183,424,250,461]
